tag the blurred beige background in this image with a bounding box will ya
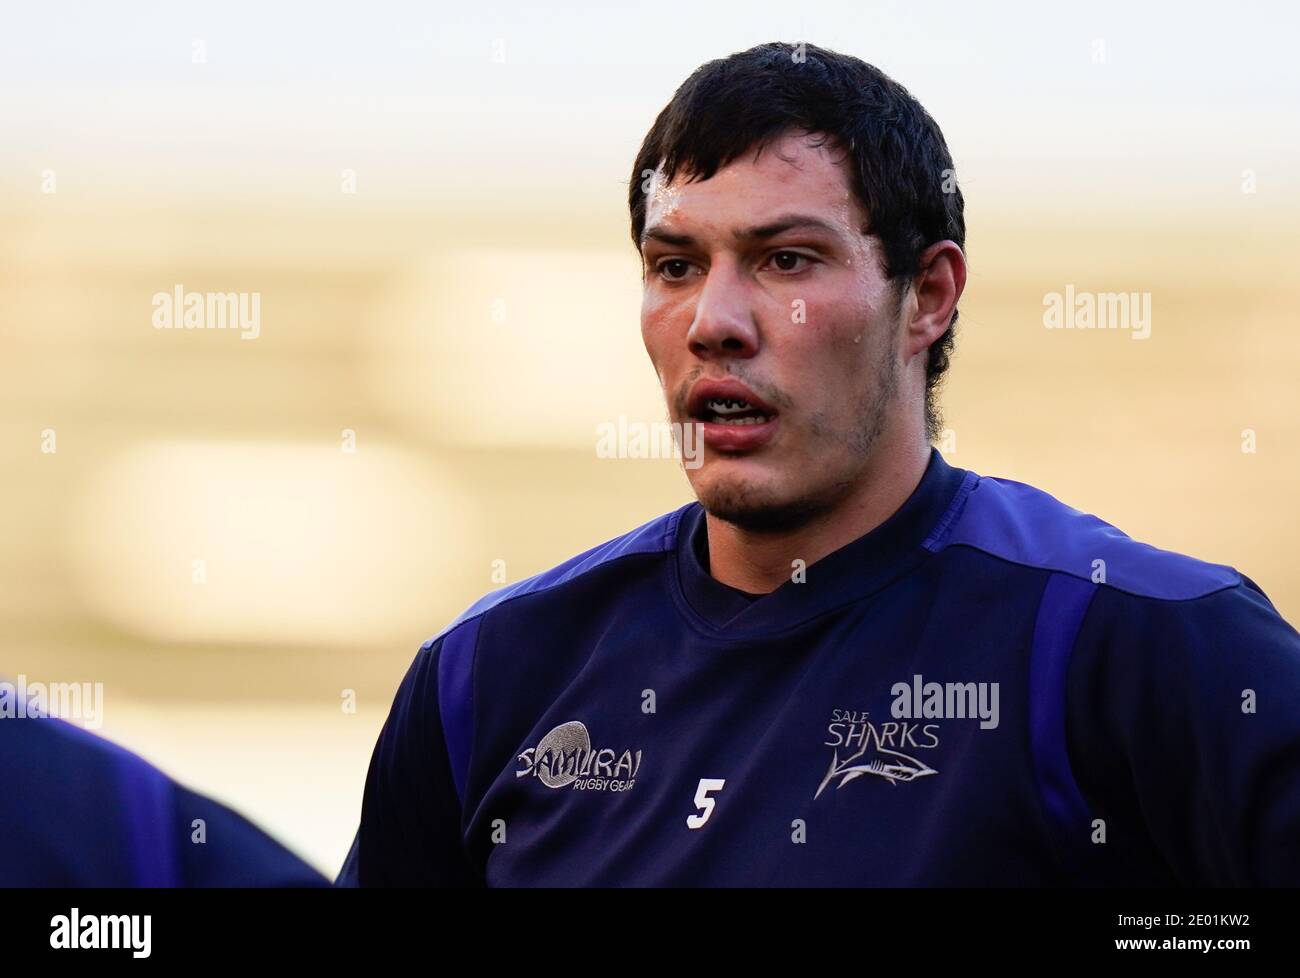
[2,2,1297,874]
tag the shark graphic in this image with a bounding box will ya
[814,720,938,798]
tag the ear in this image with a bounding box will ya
[904,240,966,362]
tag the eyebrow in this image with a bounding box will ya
[640,214,844,249]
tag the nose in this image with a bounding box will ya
[686,260,759,361]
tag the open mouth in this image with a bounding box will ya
[684,381,781,453]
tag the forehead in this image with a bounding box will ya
[643,131,864,240]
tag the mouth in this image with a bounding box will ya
[685,381,781,454]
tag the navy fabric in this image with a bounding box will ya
[339,449,1300,886]
[112,743,181,887]
[1027,572,1098,879]
[938,473,1240,599]
[437,615,479,804]
[0,715,328,887]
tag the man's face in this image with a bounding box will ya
[639,130,906,531]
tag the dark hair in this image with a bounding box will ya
[628,41,965,441]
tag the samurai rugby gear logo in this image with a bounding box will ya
[516,720,643,792]
[815,710,939,798]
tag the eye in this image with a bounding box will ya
[655,258,695,282]
[766,250,814,273]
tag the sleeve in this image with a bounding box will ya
[335,636,482,887]
[1067,577,1300,885]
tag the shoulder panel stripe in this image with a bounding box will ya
[437,613,479,805]
[1028,572,1097,879]
[936,476,1239,600]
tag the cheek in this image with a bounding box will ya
[774,296,884,427]
[781,264,876,334]
[640,291,663,347]
[834,290,896,376]
[781,292,877,373]
[640,296,679,383]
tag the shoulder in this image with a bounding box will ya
[0,717,325,886]
[935,468,1300,678]
[933,470,1241,602]
[1,711,167,795]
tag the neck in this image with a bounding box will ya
[704,436,932,594]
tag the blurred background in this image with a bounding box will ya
[2,1,1297,875]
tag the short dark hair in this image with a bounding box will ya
[628,41,965,441]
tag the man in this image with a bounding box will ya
[0,714,326,886]
[338,42,1300,886]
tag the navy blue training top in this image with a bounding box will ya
[338,449,1300,886]
[0,715,327,887]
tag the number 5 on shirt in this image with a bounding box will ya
[687,778,726,829]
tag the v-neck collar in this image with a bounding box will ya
[671,448,973,637]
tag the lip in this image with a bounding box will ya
[685,378,780,454]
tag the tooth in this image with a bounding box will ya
[711,414,770,426]
[705,397,758,416]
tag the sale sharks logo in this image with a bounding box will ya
[815,709,940,799]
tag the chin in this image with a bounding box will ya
[694,471,843,533]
